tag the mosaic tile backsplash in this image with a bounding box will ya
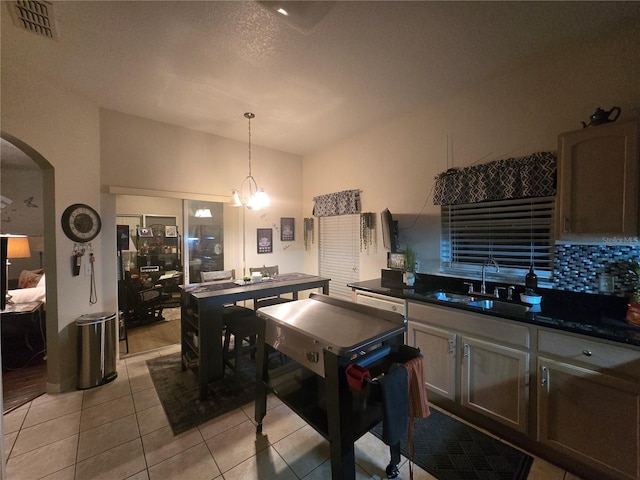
[554,244,640,296]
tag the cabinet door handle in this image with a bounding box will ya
[540,365,549,392]
[582,349,592,357]
[563,216,570,234]
[463,343,469,358]
[391,305,397,312]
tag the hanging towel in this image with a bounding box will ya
[404,356,430,419]
[404,355,430,480]
[378,363,408,446]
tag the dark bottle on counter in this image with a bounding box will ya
[525,265,538,291]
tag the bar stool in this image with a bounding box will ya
[223,314,264,375]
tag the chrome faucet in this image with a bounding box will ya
[481,258,500,294]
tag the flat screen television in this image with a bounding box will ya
[381,208,399,253]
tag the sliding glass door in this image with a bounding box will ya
[184,201,224,285]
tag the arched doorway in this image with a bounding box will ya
[0,134,56,413]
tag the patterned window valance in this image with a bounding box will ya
[313,189,361,217]
[433,151,556,205]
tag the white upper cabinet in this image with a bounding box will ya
[556,119,639,241]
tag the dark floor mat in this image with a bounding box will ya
[371,409,533,480]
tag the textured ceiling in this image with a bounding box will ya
[2,1,640,160]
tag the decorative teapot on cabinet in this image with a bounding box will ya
[581,106,621,128]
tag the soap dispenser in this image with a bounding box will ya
[525,265,538,291]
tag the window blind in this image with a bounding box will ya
[319,214,359,300]
[441,196,555,281]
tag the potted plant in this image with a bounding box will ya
[403,246,416,286]
[626,260,640,326]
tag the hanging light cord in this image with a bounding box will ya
[245,112,255,194]
[247,113,252,178]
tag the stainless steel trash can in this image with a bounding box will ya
[76,311,118,389]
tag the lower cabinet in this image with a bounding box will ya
[407,301,530,433]
[407,322,456,401]
[537,358,640,480]
[373,296,640,479]
[537,330,640,480]
[461,336,529,433]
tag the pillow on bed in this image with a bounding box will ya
[8,285,46,304]
[18,269,44,289]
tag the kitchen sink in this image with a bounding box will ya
[421,291,531,316]
[425,291,472,303]
[467,298,531,315]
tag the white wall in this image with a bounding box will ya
[1,61,108,391]
[0,165,44,274]
[101,110,305,277]
[303,19,640,282]
[117,196,183,222]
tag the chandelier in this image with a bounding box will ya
[231,112,269,210]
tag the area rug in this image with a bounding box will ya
[147,352,257,435]
[371,409,533,480]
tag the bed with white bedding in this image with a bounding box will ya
[7,271,46,305]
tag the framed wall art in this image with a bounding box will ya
[165,225,178,237]
[117,225,130,251]
[257,228,273,254]
[281,217,294,241]
[387,252,405,270]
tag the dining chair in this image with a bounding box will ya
[248,265,293,310]
[249,265,279,277]
[200,269,235,283]
[199,269,254,318]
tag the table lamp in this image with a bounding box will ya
[5,235,31,304]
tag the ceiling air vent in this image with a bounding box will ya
[9,0,57,39]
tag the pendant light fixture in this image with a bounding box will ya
[231,112,269,210]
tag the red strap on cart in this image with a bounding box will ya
[345,363,371,390]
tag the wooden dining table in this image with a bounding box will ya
[180,272,330,399]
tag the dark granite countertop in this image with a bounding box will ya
[348,274,640,348]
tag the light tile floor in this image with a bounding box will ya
[3,344,582,480]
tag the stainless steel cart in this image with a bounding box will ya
[255,293,407,480]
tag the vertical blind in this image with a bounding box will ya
[319,214,359,300]
[440,196,555,280]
